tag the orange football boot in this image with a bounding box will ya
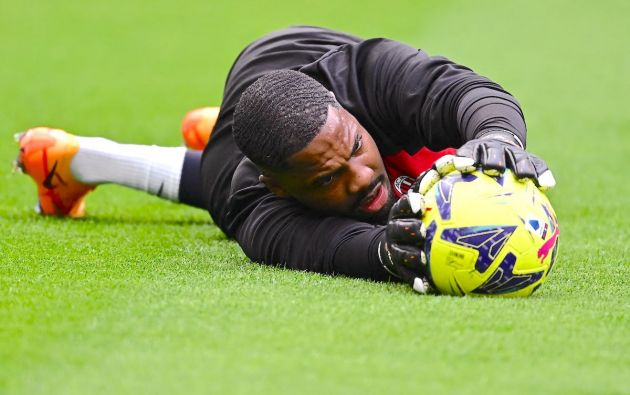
[15,127,95,218]
[181,106,220,150]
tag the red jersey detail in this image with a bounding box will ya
[384,147,457,197]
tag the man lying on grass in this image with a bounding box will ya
[14,26,555,293]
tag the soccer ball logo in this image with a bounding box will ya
[422,170,559,297]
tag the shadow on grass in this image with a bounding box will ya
[1,210,217,228]
[84,215,214,227]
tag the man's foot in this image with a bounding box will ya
[181,107,220,150]
[15,127,95,218]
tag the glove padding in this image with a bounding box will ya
[379,189,432,294]
[457,130,556,190]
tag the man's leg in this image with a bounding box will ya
[16,106,218,216]
[71,136,188,202]
[72,136,207,207]
[178,150,205,209]
[16,128,208,217]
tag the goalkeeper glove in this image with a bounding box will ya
[457,129,556,190]
[376,153,486,294]
[378,190,431,294]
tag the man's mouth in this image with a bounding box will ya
[359,182,388,213]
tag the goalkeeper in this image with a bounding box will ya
[15,26,555,292]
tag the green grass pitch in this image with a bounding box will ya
[1,0,629,393]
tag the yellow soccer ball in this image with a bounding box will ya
[422,170,560,297]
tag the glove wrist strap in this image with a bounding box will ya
[476,128,524,149]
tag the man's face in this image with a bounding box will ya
[263,106,394,223]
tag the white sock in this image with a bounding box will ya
[71,137,186,202]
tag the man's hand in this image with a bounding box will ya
[457,130,556,190]
[378,188,432,294]
[377,154,477,293]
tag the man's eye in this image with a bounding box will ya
[315,174,336,187]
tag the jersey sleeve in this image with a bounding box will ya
[299,38,527,151]
[225,158,391,282]
[235,193,390,281]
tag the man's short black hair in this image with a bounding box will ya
[233,69,339,170]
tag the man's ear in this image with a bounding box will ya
[259,174,289,197]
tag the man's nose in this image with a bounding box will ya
[346,161,374,195]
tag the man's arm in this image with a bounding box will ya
[300,38,523,148]
[235,191,390,281]
[225,158,391,281]
[300,37,553,187]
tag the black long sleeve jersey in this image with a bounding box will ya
[200,26,527,281]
